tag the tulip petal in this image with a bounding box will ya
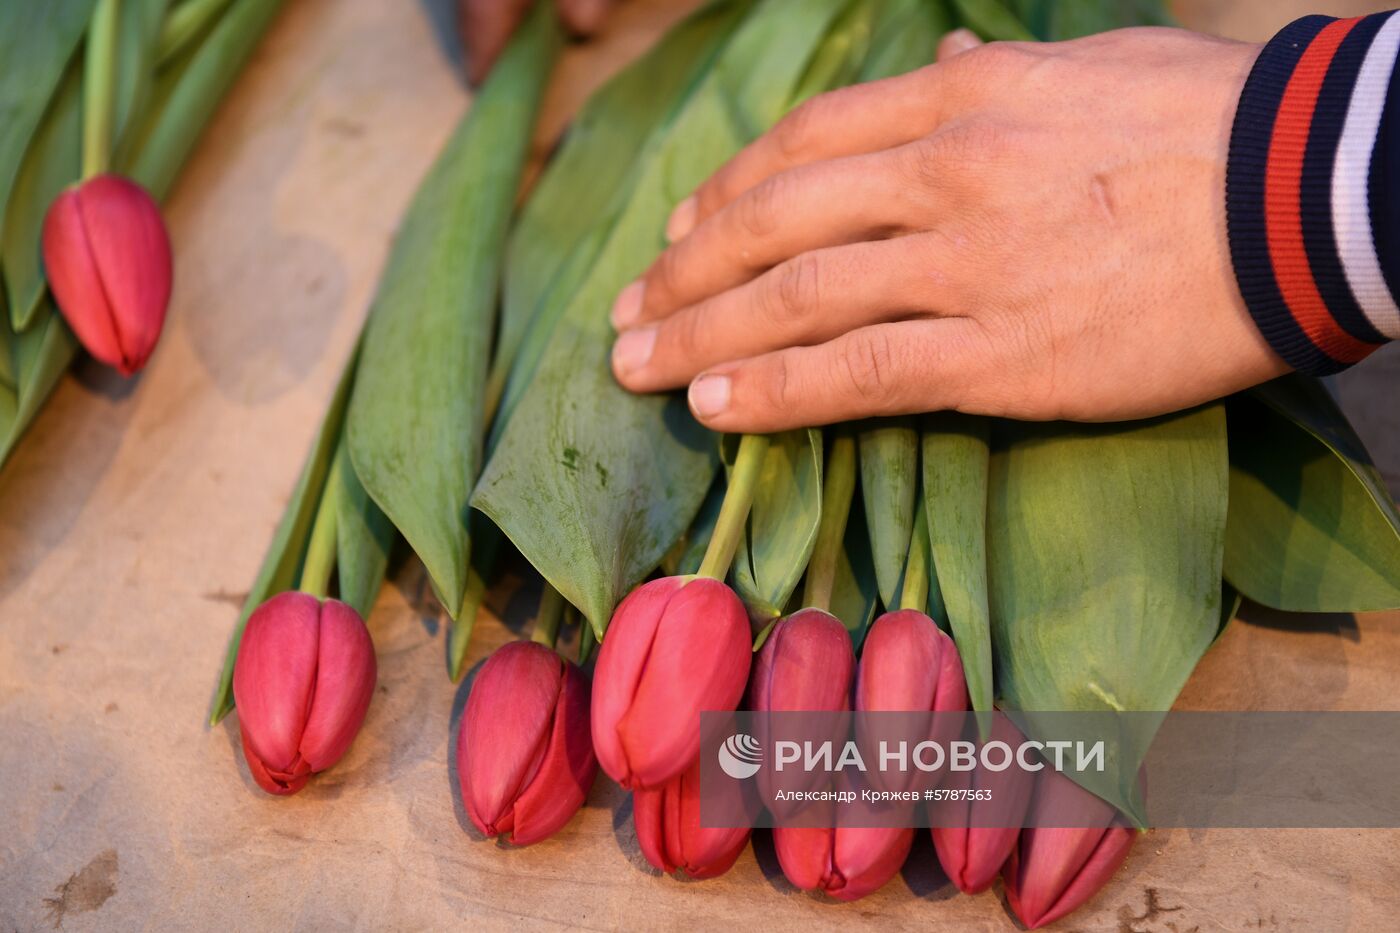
[632,784,674,874]
[240,728,309,796]
[459,641,562,837]
[233,592,321,776]
[617,578,750,788]
[750,609,854,713]
[41,187,125,368]
[672,761,750,879]
[592,577,684,785]
[75,175,172,374]
[509,659,598,846]
[773,826,834,892]
[300,599,376,772]
[1004,771,1133,929]
[828,826,913,901]
[856,610,943,712]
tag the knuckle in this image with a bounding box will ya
[841,330,899,404]
[765,254,822,326]
[650,247,685,300]
[774,95,824,160]
[736,175,784,239]
[957,40,1035,81]
[759,353,793,413]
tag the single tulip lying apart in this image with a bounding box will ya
[458,641,596,845]
[42,174,172,376]
[633,760,751,879]
[232,592,376,795]
[1002,770,1137,929]
[591,576,751,789]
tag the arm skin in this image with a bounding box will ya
[609,28,1291,433]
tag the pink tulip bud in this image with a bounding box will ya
[773,825,914,902]
[458,641,597,845]
[855,609,966,714]
[749,608,855,713]
[232,592,376,795]
[592,576,751,789]
[1002,770,1136,929]
[633,760,751,879]
[930,716,1035,895]
[41,174,172,376]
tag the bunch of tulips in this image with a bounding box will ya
[229,430,1137,928]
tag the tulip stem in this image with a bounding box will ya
[300,455,342,600]
[82,0,121,179]
[698,434,771,582]
[899,495,931,613]
[532,583,566,649]
[802,428,857,613]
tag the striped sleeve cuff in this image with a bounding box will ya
[1226,11,1400,375]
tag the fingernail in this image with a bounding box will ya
[611,281,645,329]
[666,196,698,243]
[688,374,730,419]
[612,326,656,376]
[939,28,981,60]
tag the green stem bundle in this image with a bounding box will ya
[531,583,566,649]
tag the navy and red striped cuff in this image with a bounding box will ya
[1227,11,1400,375]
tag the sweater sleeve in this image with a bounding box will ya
[1227,11,1400,375]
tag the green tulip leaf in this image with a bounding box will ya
[333,437,394,621]
[923,412,993,713]
[830,490,879,649]
[950,0,1035,41]
[474,0,858,634]
[3,65,80,332]
[858,417,918,609]
[859,0,948,81]
[491,0,750,431]
[988,406,1228,819]
[728,428,823,619]
[0,0,96,224]
[123,0,285,198]
[347,7,559,620]
[1223,380,1400,613]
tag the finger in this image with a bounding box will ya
[462,0,534,85]
[937,28,983,61]
[558,0,611,35]
[666,62,979,241]
[685,319,994,433]
[619,143,944,327]
[612,235,961,392]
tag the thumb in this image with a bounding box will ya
[937,28,983,62]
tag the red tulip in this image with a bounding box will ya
[855,609,966,715]
[773,825,914,902]
[749,608,855,713]
[232,592,376,795]
[633,760,751,879]
[458,641,596,846]
[42,174,172,375]
[1002,770,1136,929]
[929,716,1035,895]
[592,576,751,789]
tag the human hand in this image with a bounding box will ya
[609,27,1290,433]
[460,0,613,85]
